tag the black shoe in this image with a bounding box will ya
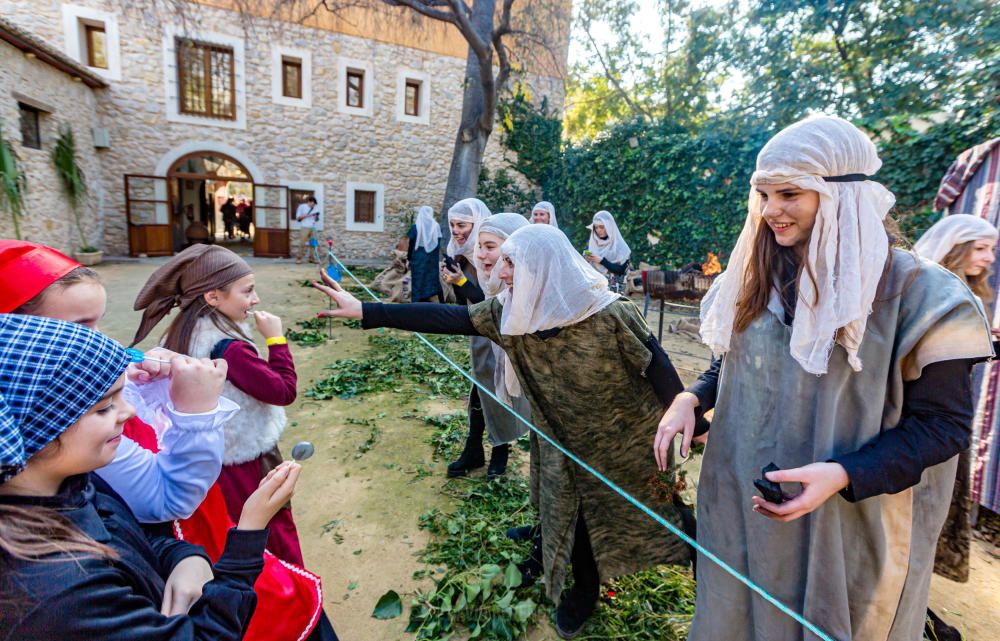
[554,587,597,639]
[446,433,485,478]
[505,525,538,541]
[515,556,543,589]
[486,444,509,479]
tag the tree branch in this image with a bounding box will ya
[447,0,489,55]
[383,0,457,24]
[582,16,651,119]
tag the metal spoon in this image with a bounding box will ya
[291,441,315,462]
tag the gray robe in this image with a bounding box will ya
[689,251,993,641]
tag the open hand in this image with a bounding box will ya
[751,462,849,522]
[161,555,214,615]
[654,392,700,469]
[238,461,301,530]
[253,310,283,339]
[169,356,228,414]
[312,269,363,319]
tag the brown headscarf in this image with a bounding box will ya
[131,245,252,346]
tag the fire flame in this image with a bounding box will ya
[702,252,722,276]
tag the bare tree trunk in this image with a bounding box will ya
[440,0,496,223]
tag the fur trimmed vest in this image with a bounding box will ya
[188,316,286,465]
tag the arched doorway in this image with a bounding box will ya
[169,152,253,252]
[124,150,289,257]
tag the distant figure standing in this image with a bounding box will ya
[221,197,237,239]
[240,200,254,239]
[295,196,320,264]
[406,206,443,302]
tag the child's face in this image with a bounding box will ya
[593,223,608,239]
[498,256,515,290]
[34,373,134,477]
[32,281,107,330]
[476,232,504,275]
[208,274,259,322]
[531,209,550,224]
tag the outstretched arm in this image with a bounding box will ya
[312,270,480,336]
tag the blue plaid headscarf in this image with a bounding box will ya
[0,314,131,483]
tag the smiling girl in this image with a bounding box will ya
[130,245,304,566]
[655,115,994,641]
[0,313,300,641]
[439,199,527,478]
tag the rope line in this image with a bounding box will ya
[325,252,839,641]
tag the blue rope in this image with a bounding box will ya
[325,252,839,641]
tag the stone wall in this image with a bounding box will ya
[0,36,106,255]
[0,0,565,261]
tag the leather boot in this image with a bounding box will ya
[486,444,509,479]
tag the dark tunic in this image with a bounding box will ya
[0,474,266,641]
[406,225,443,302]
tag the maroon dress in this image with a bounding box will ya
[217,341,304,567]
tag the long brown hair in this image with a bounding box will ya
[940,240,994,302]
[0,504,117,561]
[161,286,252,355]
[13,267,101,314]
[733,223,819,332]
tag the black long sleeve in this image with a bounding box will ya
[833,358,975,502]
[361,302,480,335]
[600,257,630,275]
[454,279,485,304]
[687,357,722,412]
[645,336,712,436]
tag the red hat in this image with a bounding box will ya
[0,241,82,313]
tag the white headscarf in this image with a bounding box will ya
[500,224,620,337]
[446,198,492,263]
[531,201,558,229]
[414,206,441,253]
[913,214,997,264]
[700,115,896,376]
[473,213,530,402]
[587,211,631,272]
[475,213,530,299]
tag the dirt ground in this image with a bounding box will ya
[95,258,1000,641]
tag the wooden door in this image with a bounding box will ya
[252,183,290,257]
[124,174,172,256]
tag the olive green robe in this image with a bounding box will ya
[469,297,691,602]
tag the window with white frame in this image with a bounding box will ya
[345,182,384,232]
[61,4,121,80]
[287,181,324,230]
[337,59,374,117]
[162,27,246,130]
[396,69,430,124]
[271,46,312,108]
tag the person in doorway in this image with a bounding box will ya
[406,205,443,302]
[530,201,558,228]
[654,115,993,641]
[314,223,700,639]
[221,198,237,240]
[584,211,631,294]
[240,200,254,240]
[296,196,321,264]
[439,198,526,479]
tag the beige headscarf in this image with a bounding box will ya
[131,245,252,346]
[699,115,896,375]
[913,214,998,264]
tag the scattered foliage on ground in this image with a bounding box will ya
[307,333,469,401]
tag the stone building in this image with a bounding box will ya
[0,1,566,260]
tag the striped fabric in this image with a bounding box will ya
[0,314,130,483]
[938,143,1000,512]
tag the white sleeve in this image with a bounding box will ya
[96,381,239,523]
